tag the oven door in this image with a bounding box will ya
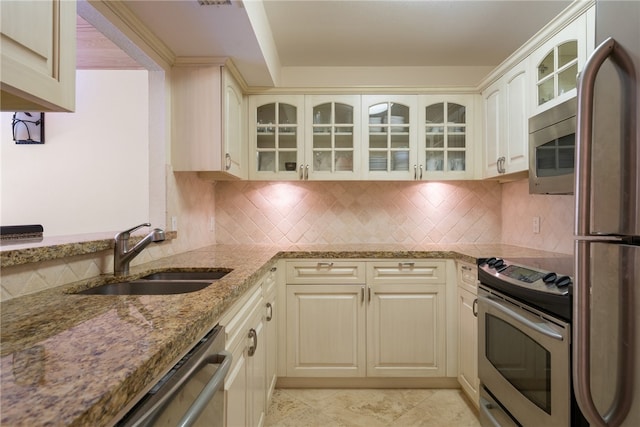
[478,286,571,427]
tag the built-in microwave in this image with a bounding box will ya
[528,98,576,194]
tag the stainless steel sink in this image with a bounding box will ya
[77,280,213,295]
[142,271,229,281]
[76,269,231,295]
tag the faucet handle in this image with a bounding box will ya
[116,223,151,240]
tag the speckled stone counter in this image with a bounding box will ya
[0,243,565,426]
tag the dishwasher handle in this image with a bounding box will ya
[177,351,232,427]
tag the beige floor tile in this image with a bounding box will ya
[265,388,480,427]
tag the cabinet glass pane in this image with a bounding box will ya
[257,104,276,125]
[447,103,466,124]
[335,132,353,149]
[369,152,387,171]
[280,132,297,149]
[390,133,410,149]
[425,152,444,171]
[313,103,331,125]
[558,41,577,68]
[425,103,444,123]
[391,150,410,171]
[369,134,387,149]
[425,133,444,148]
[389,103,409,122]
[335,152,353,171]
[313,134,331,149]
[335,103,353,124]
[558,63,578,96]
[257,133,275,149]
[448,134,466,148]
[448,152,466,171]
[538,79,554,105]
[279,103,297,125]
[538,51,554,81]
[369,103,387,131]
[257,152,276,172]
[313,151,331,171]
[279,151,297,171]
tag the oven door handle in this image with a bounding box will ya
[482,296,564,341]
[176,350,232,427]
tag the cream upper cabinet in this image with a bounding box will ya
[419,95,478,180]
[172,64,246,179]
[361,95,418,180]
[483,59,530,178]
[249,95,305,180]
[1,0,76,112]
[304,95,362,180]
[529,9,592,116]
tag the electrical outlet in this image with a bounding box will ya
[533,216,540,234]
[171,216,178,232]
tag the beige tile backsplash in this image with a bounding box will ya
[215,180,503,244]
[1,176,575,300]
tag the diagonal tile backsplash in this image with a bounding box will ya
[215,181,502,245]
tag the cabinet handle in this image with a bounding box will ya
[361,286,365,303]
[299,164,304,180]
[248,328,258,356]
[419,164,423,180]
[414,164,417,180]
[399,262,415,269]
[317,262,334,269]
[496,156,506,174]
[266,303,273,321]
[225,153,232,170]
[270,266,277,272]
[473,299,478,317]
[305,164,309,180]
[461,265,473,272]
[368,287,372,303]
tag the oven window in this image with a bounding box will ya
[535,134,575,177]
[486,314,551,414]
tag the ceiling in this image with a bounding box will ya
[89,0,572,87]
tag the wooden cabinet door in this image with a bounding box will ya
[482,81,503,178]
[247,307,266,427]
[503,60,529,174]
[1,0,76,111]
[367,283,446,377]
[285,284,366,377]
[458,286,479,406]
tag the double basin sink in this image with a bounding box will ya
[77,270,231,295]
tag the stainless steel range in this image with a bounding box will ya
[476,257,587,427]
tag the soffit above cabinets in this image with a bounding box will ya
[76,16,143,70]
[113,0,571,87]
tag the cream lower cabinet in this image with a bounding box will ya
[285,260,447,378]
[222,278,269,427]
[264,267,278,403]
[457,261,479,407]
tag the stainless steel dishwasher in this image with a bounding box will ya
[118,325,231,427]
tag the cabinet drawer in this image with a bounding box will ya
[367,260,446,285]
[457,261,478,295]
[286,261,366,285]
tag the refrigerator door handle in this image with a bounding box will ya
[574,37,637,427]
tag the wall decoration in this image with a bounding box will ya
[12,112,44,144]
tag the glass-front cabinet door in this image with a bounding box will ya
[249,95,304,179]
[361,95,417,180]
[419,95,475,179]
[304,95,361,180]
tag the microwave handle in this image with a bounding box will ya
[574,37,636,427]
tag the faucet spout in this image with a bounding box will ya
[114,223,166,275]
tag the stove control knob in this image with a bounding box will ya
[493,259,505,269]
[543,272,557,284]
[555,276,572,288]
[485,257,497,267]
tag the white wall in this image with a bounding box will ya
[0,70,149,236]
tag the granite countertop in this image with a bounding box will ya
[0,243,564,426]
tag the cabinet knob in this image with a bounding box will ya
[225,153,232,170]
[266,302,273,321]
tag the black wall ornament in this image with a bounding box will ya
[12,112,44,144]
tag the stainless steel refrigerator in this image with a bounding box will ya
[573,1,640,427]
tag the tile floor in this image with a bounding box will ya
[265,388,481,426]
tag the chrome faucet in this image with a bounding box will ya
[114,223,166,275]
